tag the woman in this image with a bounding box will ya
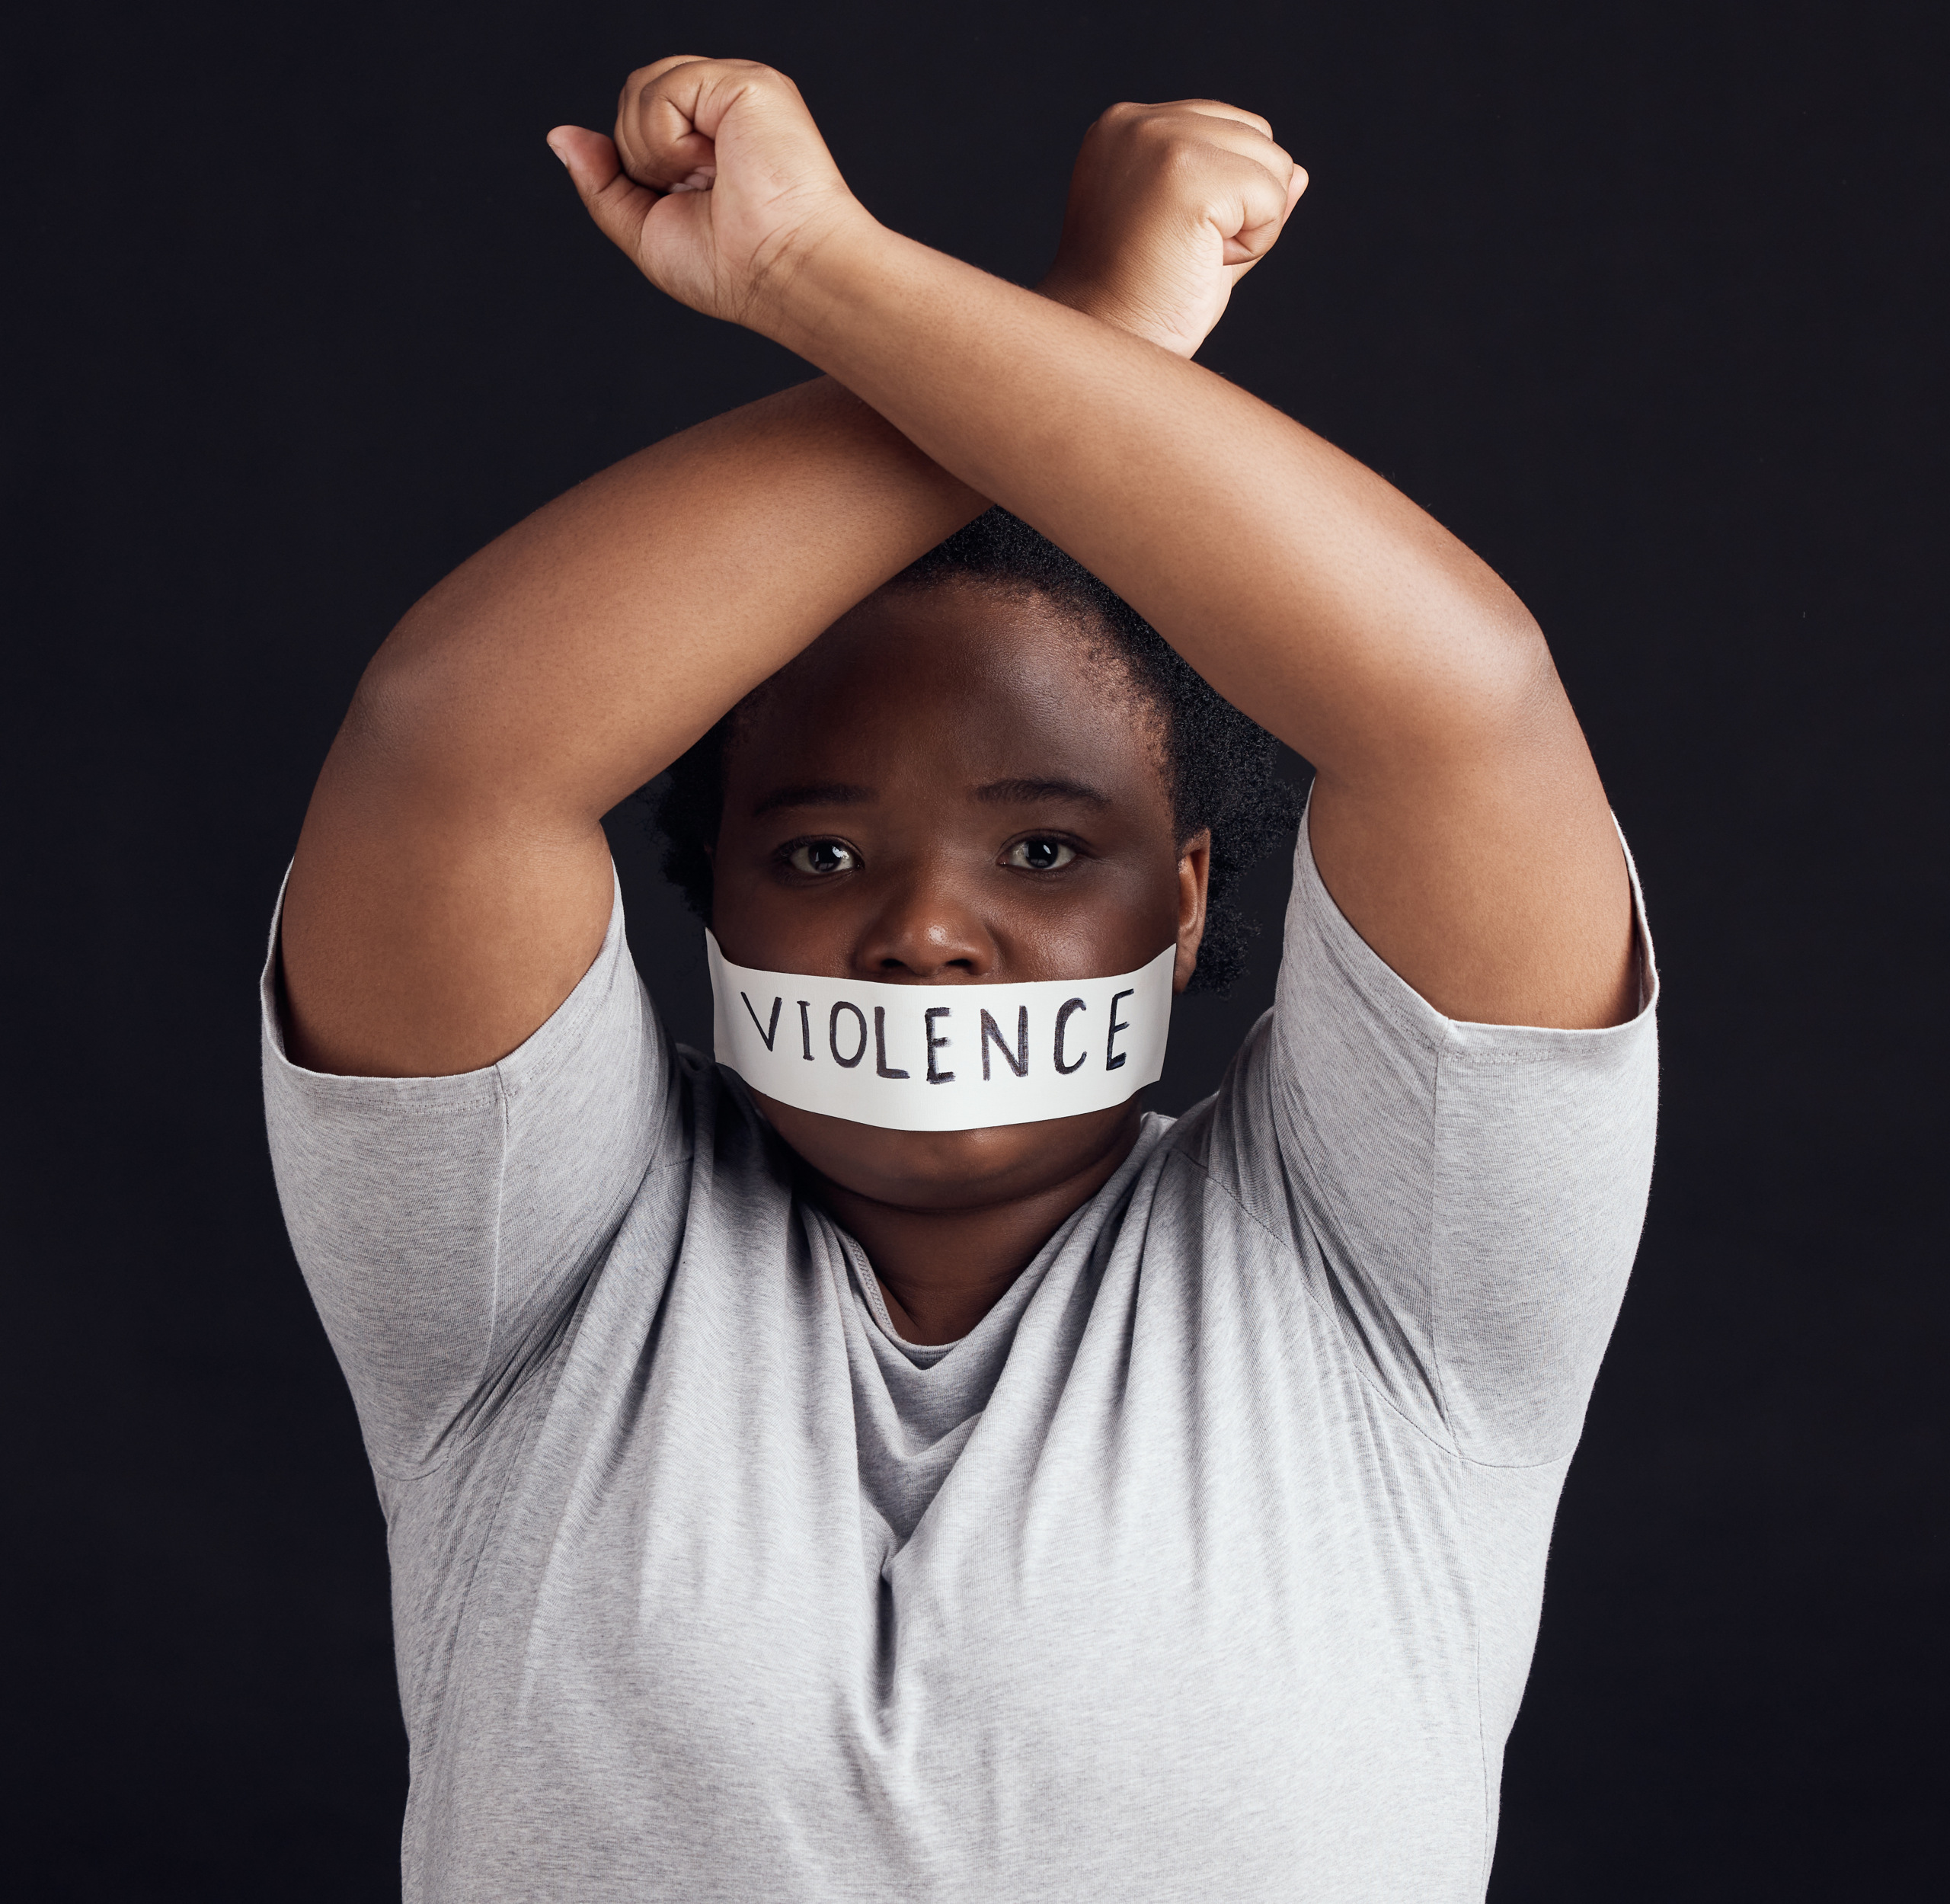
[267,55,1657,1902]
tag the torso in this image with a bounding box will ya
[382,1084,1551,1904]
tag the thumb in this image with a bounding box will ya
[546,125,662,257]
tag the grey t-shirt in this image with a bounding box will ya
[263,812,1658,1903]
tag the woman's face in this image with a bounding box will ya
[710,579,1209,1213]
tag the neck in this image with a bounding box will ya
[810,1109,1143,1346]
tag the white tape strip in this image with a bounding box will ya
[707,932,1175,1132]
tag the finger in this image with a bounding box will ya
[545,125,662,256]
[616,55,793,190]
[1095,100,1284,170]
[615,54,721,190]
[1158,110,1298,190]
[632,53,718,85]
[1217,156,1303,269]
[1153,98,1276,141]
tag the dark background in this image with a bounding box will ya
[9,0,1942,1896]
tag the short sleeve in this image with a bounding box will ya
[1190,805,1659,1465]
[260,872,680,1478]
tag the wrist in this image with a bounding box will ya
[1034,270,1200,360]
[1034,267,1108,321]
[749,203,903,360]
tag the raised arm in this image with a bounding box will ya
[574,59,1638,1032]
[281,78,1281,1078]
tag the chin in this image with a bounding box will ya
[753,1093,1138,1214]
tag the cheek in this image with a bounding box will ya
[708,857,860,972]
[1050,860,1185,963]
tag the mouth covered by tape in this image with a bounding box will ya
[706,932,1176,1132]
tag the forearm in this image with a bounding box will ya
[773,222,1548,787]
[345,374,982,826]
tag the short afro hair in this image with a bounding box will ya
[644,507,1304,994]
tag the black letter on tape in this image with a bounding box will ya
[874,1006,911,1079]
[742,994,782,1052]
[1053,997,1088,1074]
[798,1000,814,1060]
[830,1001,868,1068]
[980,1006,1029,1080]
[925,1006,954,1083]
[1105,988,1136,1071]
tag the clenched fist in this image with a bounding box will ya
[1040,101,1306,359]
[548,57,860,328]
[548,59,1305,358]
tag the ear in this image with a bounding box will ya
[1172,830,1211,994]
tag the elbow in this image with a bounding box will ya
[1455,588,1565,741]
[331,613,480,798]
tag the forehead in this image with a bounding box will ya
[725,581,1166,799]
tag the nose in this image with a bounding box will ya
[854,857,996,981]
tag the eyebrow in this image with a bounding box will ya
[750,781,878,819]
[973,776,1111,809]
[751,776,1113,818]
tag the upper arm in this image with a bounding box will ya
[280,683,619,1081]
[1195,808,1658,1462]
[264,872,674,1473]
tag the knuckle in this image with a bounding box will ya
[628,54,702,94]
[1084,102,1140,146]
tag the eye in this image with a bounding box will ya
[1004,836,1078,872]
[784,838,859,876]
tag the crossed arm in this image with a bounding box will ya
[281,59,1635,1082]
